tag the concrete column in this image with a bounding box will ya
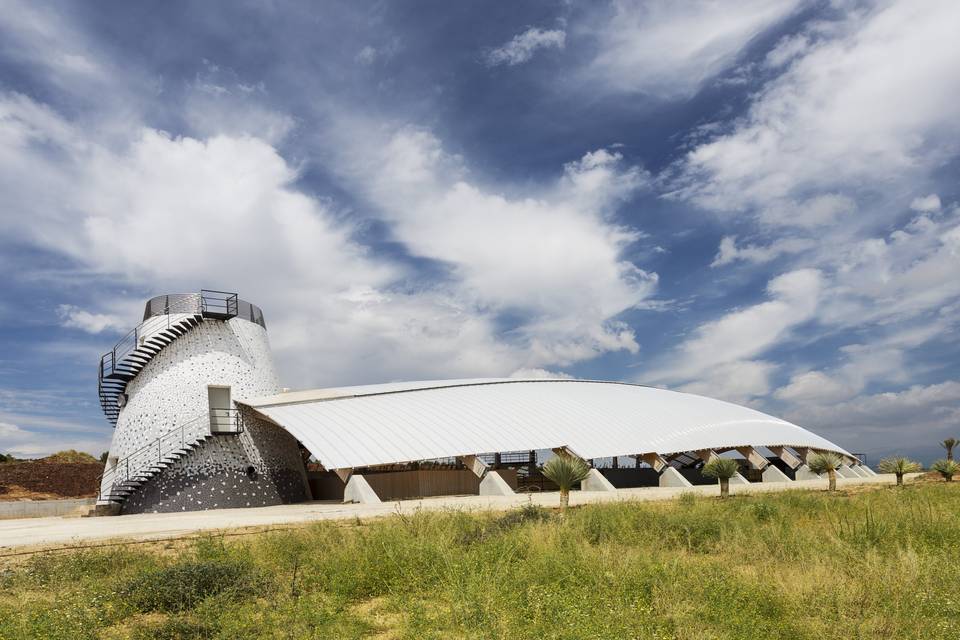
[768,446,802,470]
[761,465,792,483]
[461,454,515,496]
[859,465,878,476]
[344,474,381,504]
[836,464,858,479]
[479,471,515,496]
[729,473,750,485]
[794,465,822,481]
[659,466,693,488]
[849,465,870,478]
[581,468,617,492]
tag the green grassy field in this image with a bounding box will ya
[1,482,958,639]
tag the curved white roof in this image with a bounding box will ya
[243,378,849,470]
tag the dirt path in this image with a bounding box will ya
[0,474,903,553]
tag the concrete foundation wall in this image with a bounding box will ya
[0,498,96,520]
[309,468,520,502]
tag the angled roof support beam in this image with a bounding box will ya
[636,452,669,473]
[551,447,615,492]
[735,446,769,470]
[459,455,488,479]
[460,454,515,495]
[696,449,719,463]
[768,446,802,470]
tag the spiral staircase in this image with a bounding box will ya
[97,291,239,426]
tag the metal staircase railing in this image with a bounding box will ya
[97,409,243,505]
[97,290,242,427]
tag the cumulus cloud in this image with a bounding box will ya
[644,268,822,392]
[56,305,128,334]
[485,27,565,67]
[0,86,659,386]
[675,0,960,225]
[583,0,802,98]
[328,122,657,367]
[781,381,960,460]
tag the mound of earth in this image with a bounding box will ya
[40,449,101,464]
[0,460,103,500]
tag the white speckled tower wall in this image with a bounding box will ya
[108,318,280,459]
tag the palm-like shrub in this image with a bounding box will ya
[542,453,591,512]
[941,438,958,461]
[808,452,843,491]
[931,459,959,482]
[878,456,921,486]
[701,457,740,498]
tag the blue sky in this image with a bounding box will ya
[1,0,959,463]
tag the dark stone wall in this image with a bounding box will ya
[121,412,310,514]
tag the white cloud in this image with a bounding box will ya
[764,33,810,69]
[510,368,573,380]
[56,304,128,334]
[0,89,659,387]
[0,420,108,458]
[583,0,802,98]
[781,381,960,459]
[485,27,566,67]
[356,46,378,65]
[676,360,777,405]
[774,370,857,404]
[676,0,960,225]
[328,123,657,366]
[645,268,821,386]
[711,235,815,267]
[910,193,941,213]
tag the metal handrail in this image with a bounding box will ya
[97,409,245,502]
[99,293,203,380]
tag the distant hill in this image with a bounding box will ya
[40,450,101,464]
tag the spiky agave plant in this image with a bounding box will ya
[931,459,960,482]
[808,452,843,491]
[940,438,958,462]
[878,456,922,486]
[701,457,740,498]
[542,453,591,512]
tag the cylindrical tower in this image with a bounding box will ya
[97,291,310,514]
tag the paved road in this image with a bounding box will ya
[0,474,900,551]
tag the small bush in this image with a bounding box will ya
[750,501,779,522]
[120,559,265,613]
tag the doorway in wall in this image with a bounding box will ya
[208,385,233,433]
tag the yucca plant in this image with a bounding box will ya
[701,457,740,498]
[808,452,843,491]
[931,458,959,482]
[542,453,591,512]
[941,438,957,462]
[878,456,921,486]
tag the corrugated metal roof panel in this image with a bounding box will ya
[242,379,849,470]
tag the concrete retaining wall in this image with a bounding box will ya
[0,498,95,520]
